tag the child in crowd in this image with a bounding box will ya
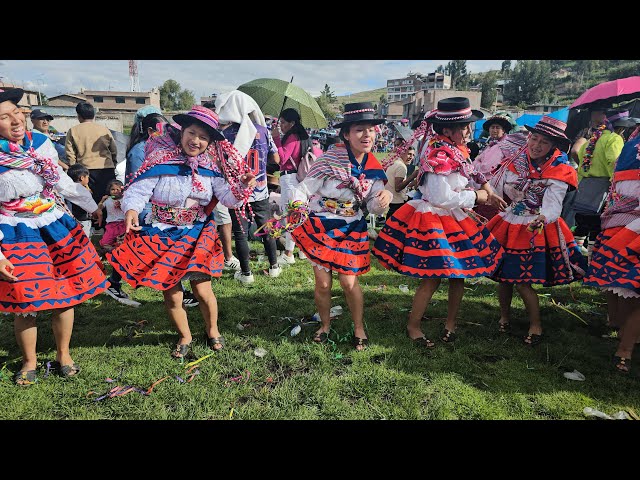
[98,179,126,252]
[67,164,93,237]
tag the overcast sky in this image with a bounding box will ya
[0,60,507,99]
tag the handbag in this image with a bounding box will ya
[573,176,610,215]
[296,147,317,182]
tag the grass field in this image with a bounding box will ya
[0,242,638,420]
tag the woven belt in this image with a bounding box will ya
[151,202,206,226]
[318,197,361,217]
[510,201,540,216]
[0,193,56,218]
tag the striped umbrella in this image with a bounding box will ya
[237,78,328,129]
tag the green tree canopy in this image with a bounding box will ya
[315,84,338,120]
[159,79,195,110]
[501,60,511,74]
[480,71,498,109]
[319,84,337,103]
[447,60,469,89]
[503,60,552,106]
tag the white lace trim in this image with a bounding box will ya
[600,286,640,299]
[0,207,64,228]
[309,259,332,272]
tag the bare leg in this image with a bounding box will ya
[606,291,621,329]
[163,284,191,346]
[14,314,38,373]
[190,278,222,349]
[445,278,465,333]
[614,297,640,372]
[338,273,366,349]
[407,278,441,339]
[498,283,514,329]
[51,307,76,368]
[516,284,542,338]
[218,223,233,261]
[313,266,332,339]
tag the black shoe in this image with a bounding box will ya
[104,286,141,307]
[182,291,200,308]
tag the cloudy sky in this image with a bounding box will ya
[0,60,507,99]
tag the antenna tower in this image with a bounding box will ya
[129,60,140,92]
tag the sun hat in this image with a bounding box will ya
[173,105,224,141]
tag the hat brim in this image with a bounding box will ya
[0,88,24,105]
[524,125,571,152]
[483,118,513,133]
[173,114,225,141]
[428,110,484,124]
[32,115,54,121]
[332,118,386,129]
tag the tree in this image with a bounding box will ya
[159,79,195,110]
[500,60,511,74]
[436,64,444,74]
[315,95,336,121]
[319,84,337,103]
[607,61,640,80]
[480,71,498,109]
[503,60,552,106]
[574,60,599,87]
[379,94,387,105]
[315,84,338,120]
[447,60,468,89]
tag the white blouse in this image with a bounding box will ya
[491,169,568,223]
[122,174,244,226]
[293,176,387,223]
[0,165,98,259]
[422,171,476,210]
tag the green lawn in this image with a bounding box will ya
[0,243,638,420]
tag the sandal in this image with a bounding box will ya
[171,342,191,359]
[441,329,457,343]
[205,335,225,352]
[13,369,37,386]
[613,356,631,374]
[352,336,369,351]
[498,321,511,333]
[313,331,330,344]
[58,363,81,378]
[523,333,543,346]
[406,331,435,349]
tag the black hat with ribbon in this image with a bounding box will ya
[333,102,386,128]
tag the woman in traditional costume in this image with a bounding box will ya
[108,106,255,358]
[373,97,506,346]
[486,116,587,345]
[0,88,107,385]
[584,135,640,373]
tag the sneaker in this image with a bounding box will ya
[224,256,241,271]
[298,251,307,260]
[182,291,200,308]
[268,266,282,278]
[277,253,296,266]
[104,286,141,307]
[234,270,255,284]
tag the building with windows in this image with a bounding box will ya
[48,88,160,113]
[386,72,451,103]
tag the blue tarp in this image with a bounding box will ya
[474,108,570,140]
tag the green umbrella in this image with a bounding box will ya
[237,77,328,129]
